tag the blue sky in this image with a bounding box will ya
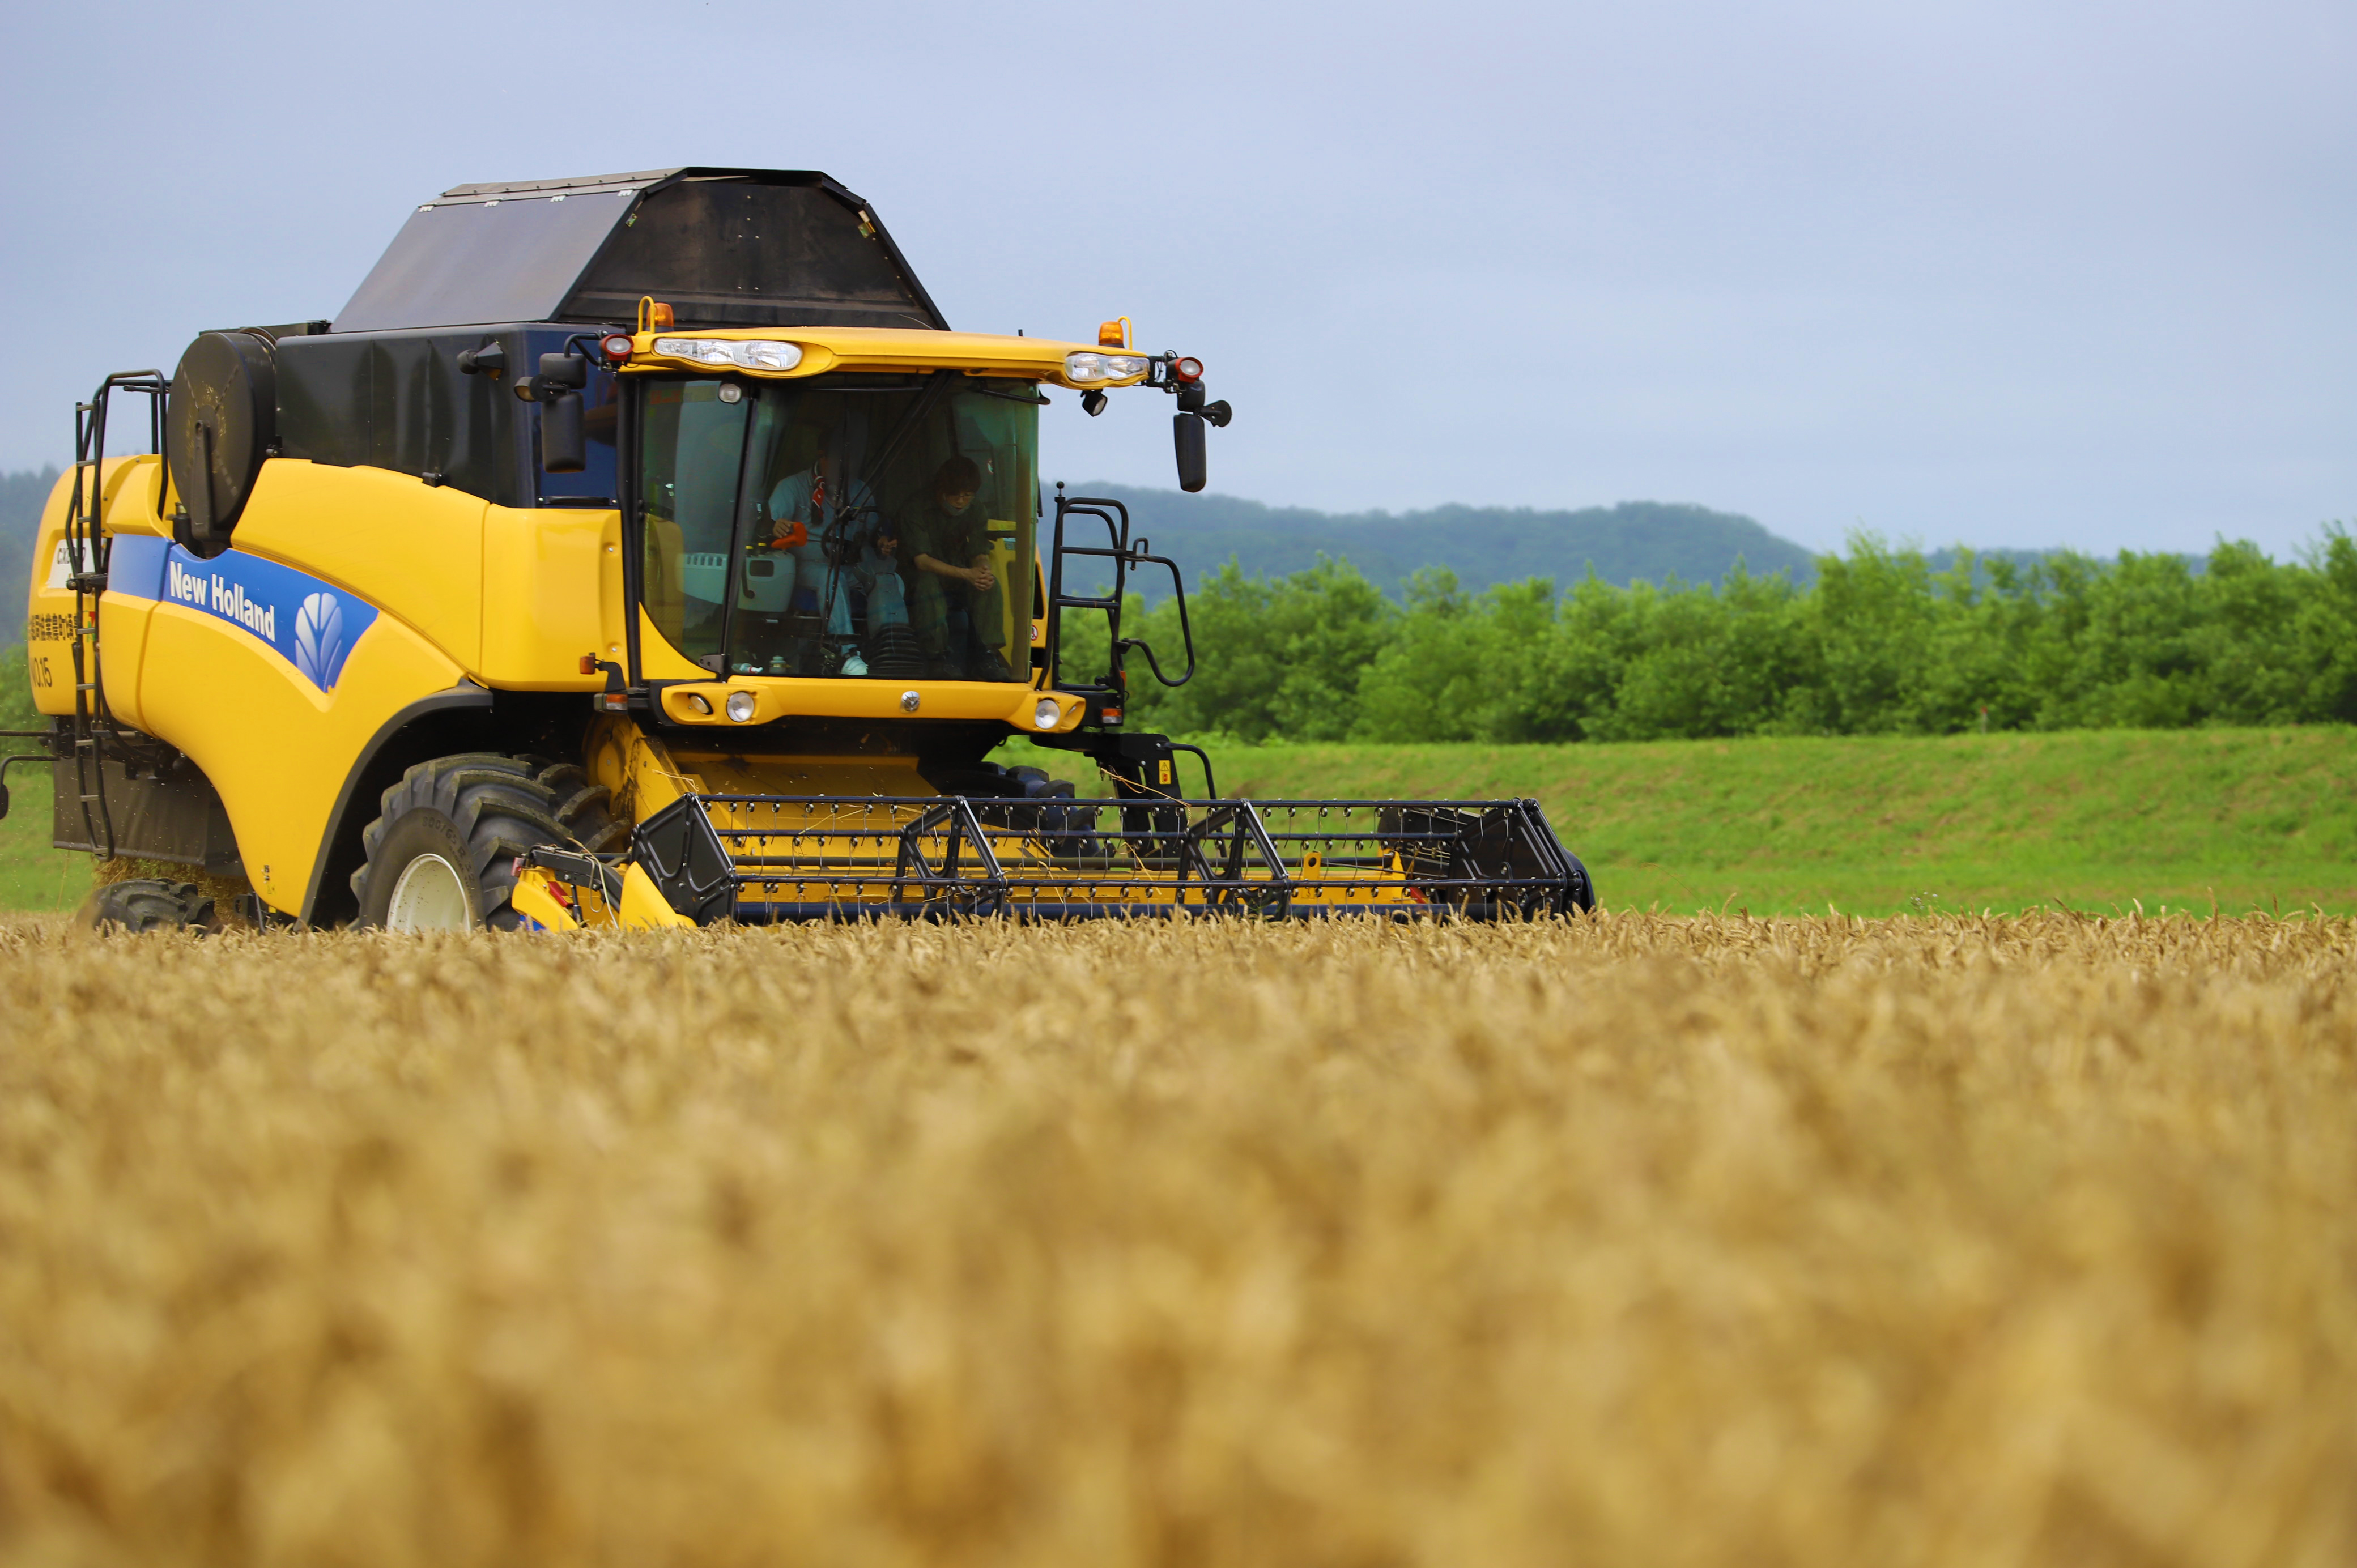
[3,1,2350,556]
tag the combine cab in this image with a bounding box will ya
[12,167,1593,931]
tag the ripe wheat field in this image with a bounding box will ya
[1,913,2352,1567]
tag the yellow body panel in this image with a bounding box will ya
[480,504,624,689]
[232,461,487,674]
[121,591,469,915]
[635,606,710,681]
[655,678,1076,732]
[669,747,935,806]
[229,463,629,692]
[586,715,937,828]
[95,589,156,730]
[25,458,167,718]
[95,457,170,539]
[510,866,621,932]
[509,871,581,932]
[586,715,691,825]
[618,862,695,928]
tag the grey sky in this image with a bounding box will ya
[4,1,2350,557]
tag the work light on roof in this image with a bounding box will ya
[654,337,804,372]
[1172,356,1203,382]
[1064,351,1149,384]
[599,333,634,363]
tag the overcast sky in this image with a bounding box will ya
[4,1,2350,557]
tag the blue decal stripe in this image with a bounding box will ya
[157,546,381,693]
[106,534,169,600]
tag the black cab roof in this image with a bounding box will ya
[330,168,946,336]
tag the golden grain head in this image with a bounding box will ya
[0,913,2351,1567]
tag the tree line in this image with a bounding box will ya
[1061,532,2357,743]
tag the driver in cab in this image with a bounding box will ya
[762,445,900,676]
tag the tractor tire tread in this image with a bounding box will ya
[551,783,612,826]
[352,751,590,930]
[577,818,632,854]
[86,878,218,935]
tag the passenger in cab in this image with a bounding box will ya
[902,457,1013,681]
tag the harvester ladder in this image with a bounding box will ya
[1041,487,1197,717]
[63,372,170,860]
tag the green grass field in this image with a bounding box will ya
[0,766,88,913]
[5,728,2350,917]
[997,726,2357,917]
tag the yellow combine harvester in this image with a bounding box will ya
[12,168,1593,931]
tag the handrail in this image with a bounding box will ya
[1043,488,1198,705]
[62,370,169,862]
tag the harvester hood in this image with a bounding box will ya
[331,168,947,335]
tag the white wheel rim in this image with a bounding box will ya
[386,853,474,932]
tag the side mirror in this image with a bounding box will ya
[539,352,589,388]
[542,393,586,473]
[1173,412,1207,493]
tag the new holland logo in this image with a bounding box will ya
[148,543,381,693]
[293,592,345,689]
[167,557,276,642]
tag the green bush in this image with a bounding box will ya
[1080,529,2357,743]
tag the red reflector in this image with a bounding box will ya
[1173,356,1203,382]
[600,334,633,363]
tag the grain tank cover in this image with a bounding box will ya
[330,168,947,335]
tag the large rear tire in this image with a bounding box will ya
[350,754,622,931]
[84,878,219,934]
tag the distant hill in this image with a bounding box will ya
[5,472,1826,621]
[1059,485,1821,599]
[2,464,2169,634]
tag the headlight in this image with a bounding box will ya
[1033,697,1062,730]
[653,338,805,373]
[735,340,802,371]
[654,337,733,366]
[1063,351,1149,384]
[725,691,758,723]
